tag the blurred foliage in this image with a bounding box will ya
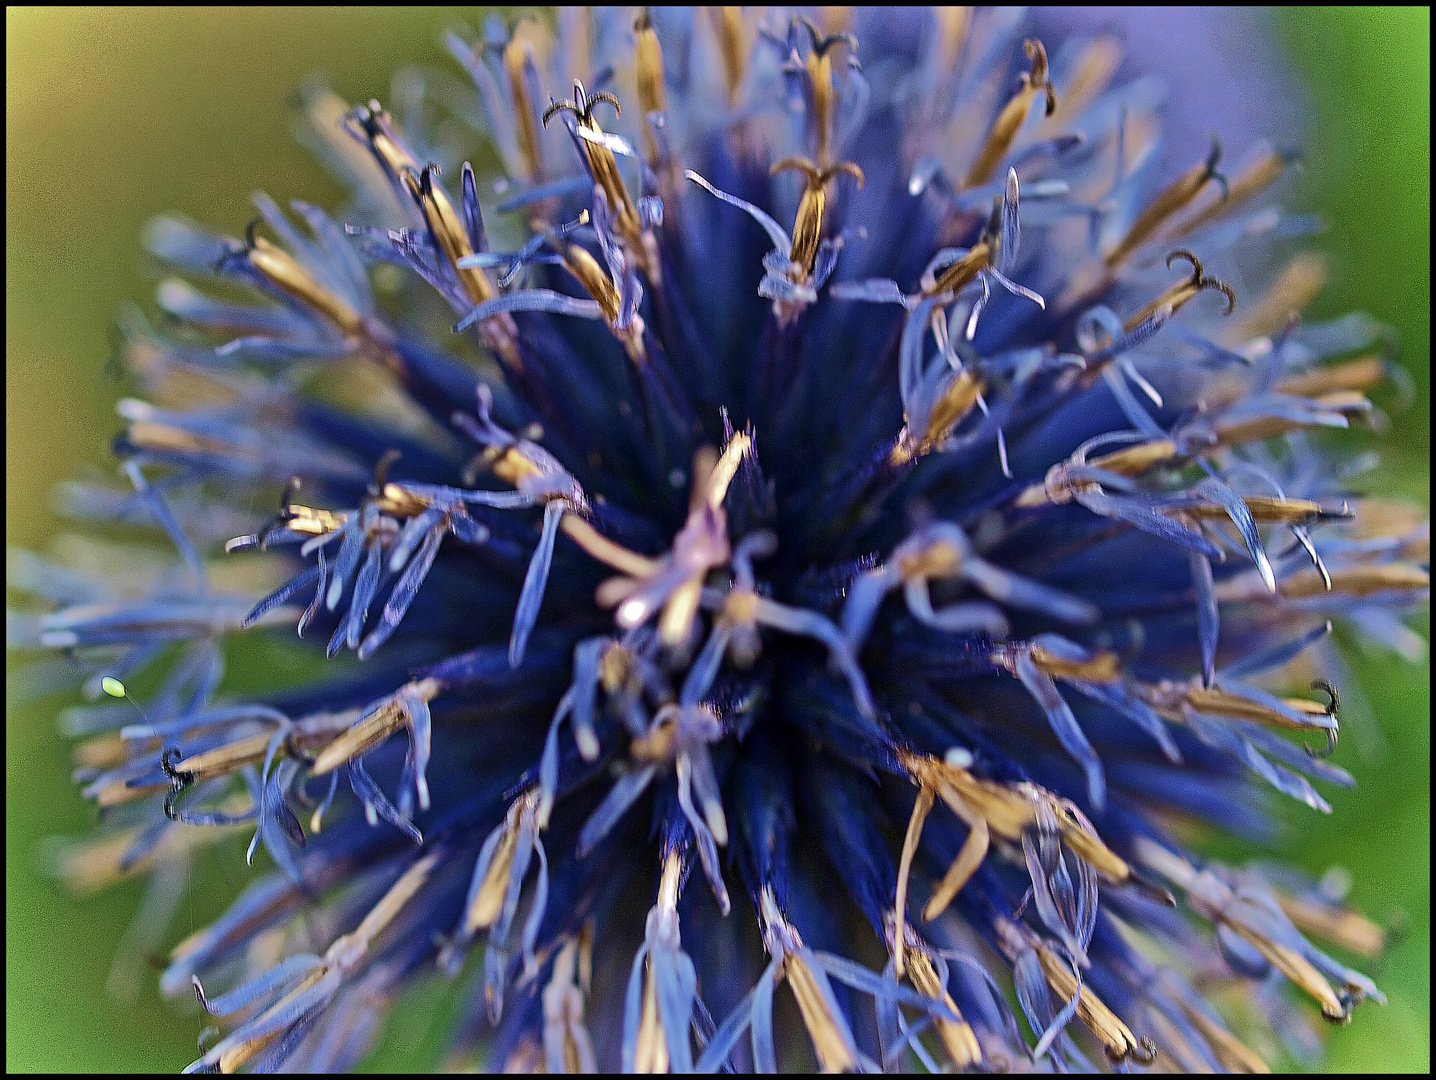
[6,8,1427,1072]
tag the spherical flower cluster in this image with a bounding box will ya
[10,7,1428,1073]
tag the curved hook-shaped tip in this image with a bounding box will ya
[1204,136,1229,199]
[589,91,622,119]
[1165,248,1202,276]
[541,97,578,129]
[770,155,821,183]
[794,14,857,58]
[1206,277,1237,315]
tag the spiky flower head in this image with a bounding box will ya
[9,7,1428,1073]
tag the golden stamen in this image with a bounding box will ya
[275,502,348,538]
[965,39,1056,189]
[705,431,752,510]
[1136,840,1361,1023]
[1171,148,1300,242]
[896,537,963,581]
[503,37,545,184]
[353,847,443,945]
[630,706,679,763]
[787,952,858,1073]
[721,588,762,626]
[635,852,684,1073]
[926,241,992,299]
[1043,36,1120,131]
[170,732,274,784]
[1093,438,1179,477]
[658,579,703,649]
[217,1024,287,1071]
[73,733,132,771]
[893,785,935,976]
[215,848,441,1070]
[1277,355,1386,399]
[713,8,747,106]
[771,157,865,278]
[561,242,623,324]
[900,751,1134,890]
[778,158,829,273]
[1029,643,1121,682]
[1123,249,1235,332]
[404,165,496,307]
[1276,893,1386,960]
[310,678,440,777]
[1228,924,1351,1021]
[544,938,596,1073]
[913,369,984,461]
[353,101,419,178]
[922,815,989,923]
[1214,389,1370,445]
[905,944,983,1067]
[242,235,364,337]
[1224,252,1327,342]
[634,12,668,165]
[124,421,242,461]
[651,434,749,647]
[543,85,644,254]
[484,443,660,578]
[1167,685,1331,731]
[564,518,659,578]
[1277,563,1429,600]
[1106,142,1225,269]
[788,17,857,168]
[598,643,634,693]
[53,811,242,894]
[1031,936,1155,1063]
[934,8,972,80]
[1352,498,1428,542]
[303,90,408,223]
[994,919,1155,1063]
[463,792,537,934]
[1171,992,1271,1073]
[1181,495,1330,526]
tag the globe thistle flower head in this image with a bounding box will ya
[9,7,1428,1073]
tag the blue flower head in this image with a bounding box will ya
[10,7,1427,1073]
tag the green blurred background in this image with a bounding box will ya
[6,8,1427,1072]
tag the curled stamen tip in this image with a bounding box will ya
[1204,135,1224,174]
[1208,277,1237,314]
[590,91,621,119]
[795,15,857,57]
[1305,727,1339,759]
[1166,249,1202,275]
[160,745,188,779]
[1166,249,1237,314]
